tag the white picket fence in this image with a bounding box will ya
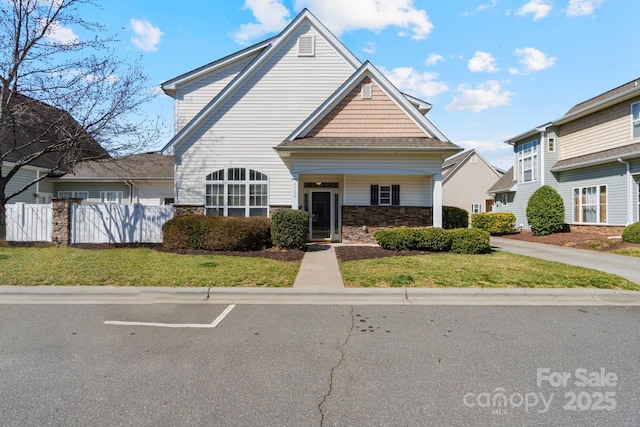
[5,203,53,242]
[5,203,173,244]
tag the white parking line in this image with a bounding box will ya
[104,304,236,328]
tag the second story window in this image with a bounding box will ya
[517,140,538,183]
[632,102,640,139]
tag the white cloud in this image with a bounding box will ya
[508,67,520,75]
[468,51,499,73]
[515,47,556,71]
[463,0,500,15]
[566,0,604,16]
[425,53,444,66]
[44,20,78,45]
[362,42,376,54]
[446,81,513,113]
[515,0,552,20]
[130,18,163,52]
[294,0,434,40]
[233,0,291,44]
[382,67,449,99]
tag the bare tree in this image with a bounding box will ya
[0,0,160,241]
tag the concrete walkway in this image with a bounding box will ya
[293,244,344,289]
[491,237,640,285]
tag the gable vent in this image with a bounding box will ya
[298,35,315,57]
[361,83,372,99]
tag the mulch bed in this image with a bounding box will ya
[334,246,431,261]
[499,231,639,252]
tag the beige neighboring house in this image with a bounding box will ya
[53,152,175,205]
[442,149,504,214]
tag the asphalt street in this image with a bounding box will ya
[1,303,639,426]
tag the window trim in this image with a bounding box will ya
[547,137,556,152]
[573,184,607,224]
[58,191,88,200]
[100,191,123,204]
[205,167,269,217]
[379,185,392,206]
[471,203,482,214]
[517,140,539,183]
[632,101,640,139]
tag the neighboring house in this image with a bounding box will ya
[160,9,460,242]
[442,149,504,215]
[1,92,107,204]
[52,152,175,205]
[490,77,640,232]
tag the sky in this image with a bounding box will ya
[58,0,639,170]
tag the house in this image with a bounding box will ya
[1,93,107,204]
[441,149,504,215]
[489,77,640,232]
[52,152,175,205]
[160,9,460,242]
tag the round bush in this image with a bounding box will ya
[526,185,565,236]
[270,209,309,249]
[374,228,418,251]
[162,215,221,250]
[443,206,469,229]
[447,228,491,254]
[472,212,516,235]
[414,227,452,252]
[622,222,640,243]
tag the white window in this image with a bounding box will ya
[379,185,391,206]
[548,137,556,152]
[573,185,607,224]
[517,140,538,183]
[297,35,315,57]
[205,168,268,217]
[471,203,482,213]
[101,191,123,204]
[58,191,88,200]
[632,102,640,139]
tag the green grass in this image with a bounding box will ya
[339,251,640,291]
[0,247,300,287]
[613,247,640,258]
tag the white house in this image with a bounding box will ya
[161,9,460,242]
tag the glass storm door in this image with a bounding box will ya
[311,191,331,240]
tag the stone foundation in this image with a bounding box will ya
[569,224,626,235]
[52,198,82,247]
[173,204,205,216]
[341,206,433,243]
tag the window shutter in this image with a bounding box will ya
[392,185,400,206]
[370,185,379,206]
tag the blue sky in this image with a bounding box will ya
[63,0,639,170]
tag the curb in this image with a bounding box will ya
[1,286,640,306]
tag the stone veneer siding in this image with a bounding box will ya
[52,198,82,247]
[173,204,205,216]
[342,206,433,243]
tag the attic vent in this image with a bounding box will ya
[361,83,372,99]
[298,35,315,57]
[470,155,477,164]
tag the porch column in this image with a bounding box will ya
[291,174,299,210]
[432,174,443,228]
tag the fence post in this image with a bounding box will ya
[52,198,81,247]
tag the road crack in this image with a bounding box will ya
[319,305,354,426]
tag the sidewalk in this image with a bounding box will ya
[491,237,640,285]
[293,243,344,288]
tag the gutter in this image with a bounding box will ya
[617,158,633,226]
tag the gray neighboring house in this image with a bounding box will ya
[490,77,640,232]
[53,152,175,205]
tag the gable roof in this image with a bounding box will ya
[565,77,640,116]
[160,9,361,155]
[281,61,450,145]
[56,152,174,181]
[442,149,504,184]
[1,92,108,170]
[487,166,515,194]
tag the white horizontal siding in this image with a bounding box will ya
[133,181,174,205]
[53,182,131,204]
[175,21,356,207]
[345,175,432,206]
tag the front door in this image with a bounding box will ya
[311,191,331,240]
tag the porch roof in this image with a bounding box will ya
[276,137,461,151]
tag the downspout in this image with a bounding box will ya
[123,180,133,204]
[539,131,545,186]
[617,158,632,226]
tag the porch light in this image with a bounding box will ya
[315,182,322,186]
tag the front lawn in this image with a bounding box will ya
[338,251,639,290]
[0,247,300,287]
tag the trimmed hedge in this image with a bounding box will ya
[471,212,516,235]
[622,222,640,244]
[526,185,565,236]
[443,206,469,229]
[448,228,491,254]
[374,227,490,254]
[271,209,309,249]
[162,214,271,251]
